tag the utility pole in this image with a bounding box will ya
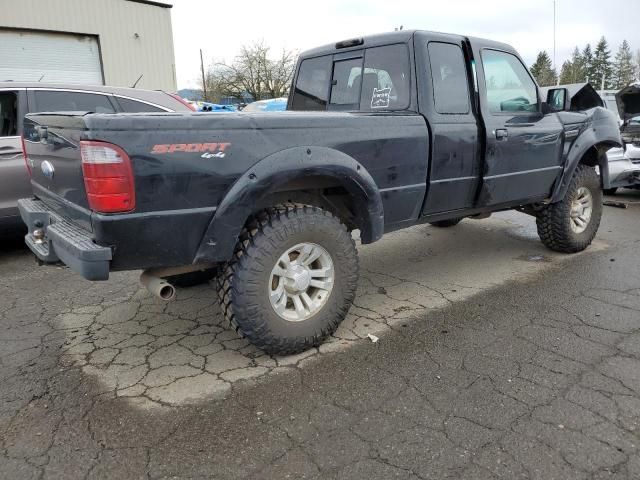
[200,49,207,102]
[553,0,558,85]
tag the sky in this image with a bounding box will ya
[169,0,640,89]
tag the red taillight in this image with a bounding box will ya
[80,141,136,213]
[169,93,197,111]
[21,135,31,175]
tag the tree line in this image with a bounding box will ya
[199,36,639,103]
[530,37,640,88]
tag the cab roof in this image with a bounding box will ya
[299,30,517,59]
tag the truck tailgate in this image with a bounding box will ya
[23,113,93,229]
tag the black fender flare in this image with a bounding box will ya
[550,110,622,203]
[193,146,384,264]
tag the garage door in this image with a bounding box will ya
[0,29,104,85]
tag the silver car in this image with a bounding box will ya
[600,87,640,194]
[0,82,193,230]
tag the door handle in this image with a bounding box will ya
[495,128,508,140]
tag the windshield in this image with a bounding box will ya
[242,99,287,112]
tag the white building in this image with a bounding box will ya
[0,0,177,90]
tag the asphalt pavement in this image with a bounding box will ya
[1,190,640,479]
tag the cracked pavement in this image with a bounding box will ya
[1,191,640,479]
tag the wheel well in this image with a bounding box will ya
[580,143,616,189]
[579,146,600,167]
[254,176,359,231]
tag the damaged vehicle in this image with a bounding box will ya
[600,86,640,193]
[19,31,622,355]
[611,83,640,192]
[544,83,640,194]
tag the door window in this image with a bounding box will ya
[33,90,116,113]
[481,50,538,113]
[0,91,18,136]
[290,56,332,111]
[427,42,470,114]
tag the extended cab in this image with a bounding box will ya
[19,31,622,354]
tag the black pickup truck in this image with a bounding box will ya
[19,30,621,354]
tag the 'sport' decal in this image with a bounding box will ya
[151,143,231,158]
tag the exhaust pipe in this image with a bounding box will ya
[139,263,215,301]
[140,271,176,301]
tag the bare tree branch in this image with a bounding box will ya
[200,42,298,103]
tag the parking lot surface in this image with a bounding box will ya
[1,191,640,479]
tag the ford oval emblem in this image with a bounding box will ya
[41,160,55,180]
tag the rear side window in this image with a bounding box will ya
[116,97,166,112]
[33,90,116,113]
[292,44,410,112]
[291,56,331,111]
[427,42,470,114]
[359,44,410,111]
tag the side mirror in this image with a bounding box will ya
[546,88,568,112]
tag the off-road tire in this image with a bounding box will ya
[430,217,463,228]
[603,187,618,195]
[216,204,359,355]
[167,268,217,288]
[536,164,602,253]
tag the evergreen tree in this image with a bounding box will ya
[559,47,585,84]
[530,51,557,87]
[582,44,596,84]
[635,49,640,82]
[592,36,614,89]
[613,40,635,88]
[559,60,574,84]
[572,47,586,83]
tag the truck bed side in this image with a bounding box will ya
[23,111,429,270]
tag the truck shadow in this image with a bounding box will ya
[0,227,28,255]
[47,212,577,407]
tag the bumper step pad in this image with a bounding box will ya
[18,198,112,281]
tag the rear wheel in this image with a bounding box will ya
[216,204,359,355]
[536,165,602,253]
[429,217,463,228]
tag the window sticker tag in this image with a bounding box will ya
[371,87,391,109]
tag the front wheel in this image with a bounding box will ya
[216,204,359,355]
[536,165,602,253]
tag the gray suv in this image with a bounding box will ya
[0,82,193,230]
